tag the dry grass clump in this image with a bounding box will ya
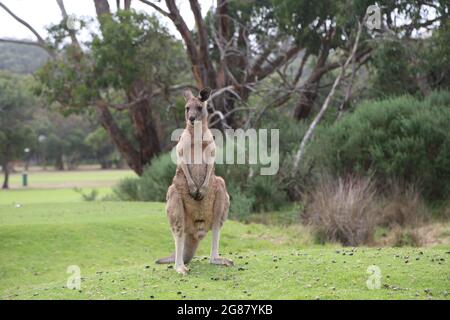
[302,176,381,246]
[380,226,423,247]
[379,183,429,228]
[302,176,434,246]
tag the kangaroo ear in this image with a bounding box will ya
[198,87,211,102]
[183,89,194,101]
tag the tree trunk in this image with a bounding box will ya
[2,144,10,189]
[2,160,9,189]
[94,0,111,17]
[96,101,144,175]
[292,42,336,121]
[55,153,64,171]
[129,100,162,167]
[293,82,320,120]
[99,159,112,169]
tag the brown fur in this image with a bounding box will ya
[155,88,233,274]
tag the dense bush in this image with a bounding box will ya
[308,91,450,200]
[137,153,177,201]
[246,175,287,212]
[226,182,254,219]
[114,153,175,201]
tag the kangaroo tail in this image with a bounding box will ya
[155,235,200,265]
[183,235,200,264]
[155,253,175,264]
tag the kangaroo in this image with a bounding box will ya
[156,87,233,275]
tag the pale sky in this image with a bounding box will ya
[0,0,214,41]
[0,1,439,44]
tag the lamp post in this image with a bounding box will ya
[22,148,30,187]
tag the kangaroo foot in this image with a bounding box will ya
[175,264,189,275]
[210,257,234,266]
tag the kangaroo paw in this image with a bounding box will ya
[210,257,234,267]
[175,264,189,275]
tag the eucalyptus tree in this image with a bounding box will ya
[0,1,191,175]
[0,72,36,189]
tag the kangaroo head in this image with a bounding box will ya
[183,87,211,126]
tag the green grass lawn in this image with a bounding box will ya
[0,201,448,300]
[0,188,112,205]
[1,169,133,205]
[7,169,135,189]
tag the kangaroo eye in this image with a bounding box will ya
[186,107,190,111]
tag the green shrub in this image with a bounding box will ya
[423,90,450,107]
[247,175,287,212]
[113,177,140,201]
[258,109,307,156]
[227,182,254,220]
[137,153,176,201]
[114,153,175,201]
[309,92,450,200]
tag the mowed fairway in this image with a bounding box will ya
[0,169,135,205]
[6,169,136,189]
[0,199,449,300]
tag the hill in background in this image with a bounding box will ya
[0,41,48,74]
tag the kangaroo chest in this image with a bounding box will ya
[189,163,207,188]
[186,139,213,188]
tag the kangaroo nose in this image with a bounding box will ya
[189,116,195,122]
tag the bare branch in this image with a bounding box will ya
[56,0,81,49]
[209,15,240,87]
[0,38,48,50]
[139,0,169,16]
[209,85,239,100]
[250,92,292,129]
[109,83,198,111]
[336,46,358,119]
[0,1,55,57]
[110,98,147,111]
[163,83,198,93]
[293,49,310,85]
[292,21,364,174]
[208,106,256,128]
[207,110,231,129]
[258,46,301,80]
[0,2,45,44]
[151,83,199,100]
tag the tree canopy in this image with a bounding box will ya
[0,71,36,188]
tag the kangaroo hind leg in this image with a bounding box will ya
[166,185,189,275]
[210,177,233,266]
